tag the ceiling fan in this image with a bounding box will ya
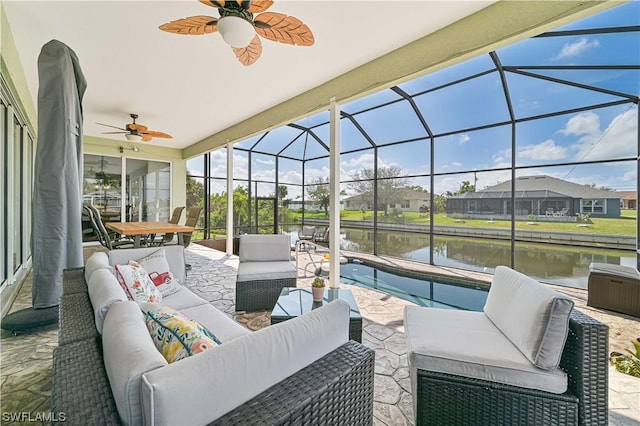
[96,114,173,142]
[159,0,314,66]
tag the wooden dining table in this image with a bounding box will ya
[105,221,195,248]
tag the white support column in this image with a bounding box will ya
[329,97,341,288]
[226,142,234,255]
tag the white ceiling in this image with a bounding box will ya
[3,1,495,151]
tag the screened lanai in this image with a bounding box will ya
[187,2,640,288]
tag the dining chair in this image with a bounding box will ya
[84,205,133,250]
[182,206,203,270]
[148,206,186,246]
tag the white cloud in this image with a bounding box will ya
[255,158,275,166]
[518,139,567,161]
[458,134,470,144]
[564,109,638,161]
[552,37,600,61]
[452,161,462,167]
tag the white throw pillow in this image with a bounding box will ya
[115,261,163,304]
[135,249,182,297]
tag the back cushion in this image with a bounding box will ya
[484,266,574,370]
[85,251,110,282]
[239,234,291,262]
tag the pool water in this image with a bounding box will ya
[340,262,489,311]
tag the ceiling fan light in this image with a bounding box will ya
[218,15,255,48]
[125,133,143,142]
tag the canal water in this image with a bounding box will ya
[284,225,635,289]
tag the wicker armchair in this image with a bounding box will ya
[411,309,608,425]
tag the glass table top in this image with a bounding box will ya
[271,287,362,320]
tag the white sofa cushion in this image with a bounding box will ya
[236,261,297,282]
[484,266,574,370]
[161,286,209,311]
[181,303,250,342]
[108,246,186,284]
[87,268,128,334]
[140,299,350,425]
[239,234,292,262]
[404,306,568,396]
[102,301,167,426]
[85,251,110,282]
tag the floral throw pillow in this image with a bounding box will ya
[143,304,221,363]
[114,261,162,304]
[135,249,182,297]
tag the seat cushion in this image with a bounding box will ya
[162,286,209,311]
[237,261,297,282]
[181,303,251,342]
[404,306,568,395]
[484,266,574,370]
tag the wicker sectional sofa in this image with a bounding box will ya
[405,266,608,426]
[52,246,374,425]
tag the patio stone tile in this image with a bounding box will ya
[374,374,402,404]
[375,348,401,375]
[374,403,410,426]
[366,323,396,341]
[397,392,415,425]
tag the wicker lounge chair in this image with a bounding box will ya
[405,266,608,426]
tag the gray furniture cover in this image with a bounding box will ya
[32,39,86,308]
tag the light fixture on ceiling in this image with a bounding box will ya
[119,145,140,154]
[217,15,255,48]
[125,133,143,142]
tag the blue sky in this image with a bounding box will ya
[189,1,639,199]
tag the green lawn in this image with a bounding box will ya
[292,210,636,236]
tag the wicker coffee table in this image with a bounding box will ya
[271,288,362,342]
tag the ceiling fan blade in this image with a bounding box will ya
[199,0,225,8]
[254,12,314,46]
[233,35,263,66]
[96,122,127,131]
[144,130,173,139]
[142,134,153,142]
[247,0,273,13]
[128,123,149,133]
[102,131,128,134]
[159,16,218,35]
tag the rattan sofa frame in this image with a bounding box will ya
[413,310,608,426]
[52,268,375,425]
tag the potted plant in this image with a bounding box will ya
[312,277,326,302]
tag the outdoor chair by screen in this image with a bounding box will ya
[298,226,316,241]
[148,206,185,246]
[83,205,133,250]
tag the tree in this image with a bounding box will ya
[306,177,330,216]
[348,166,409,216]
[186,173,204,208]
[454,180,476,195]
[584,183,615,192]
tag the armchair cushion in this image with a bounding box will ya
[239,234,292,262]
[404,306,568,394]
[483,266,574,370]
[236,261,297,282]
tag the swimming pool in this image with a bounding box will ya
[339,261,489,311]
